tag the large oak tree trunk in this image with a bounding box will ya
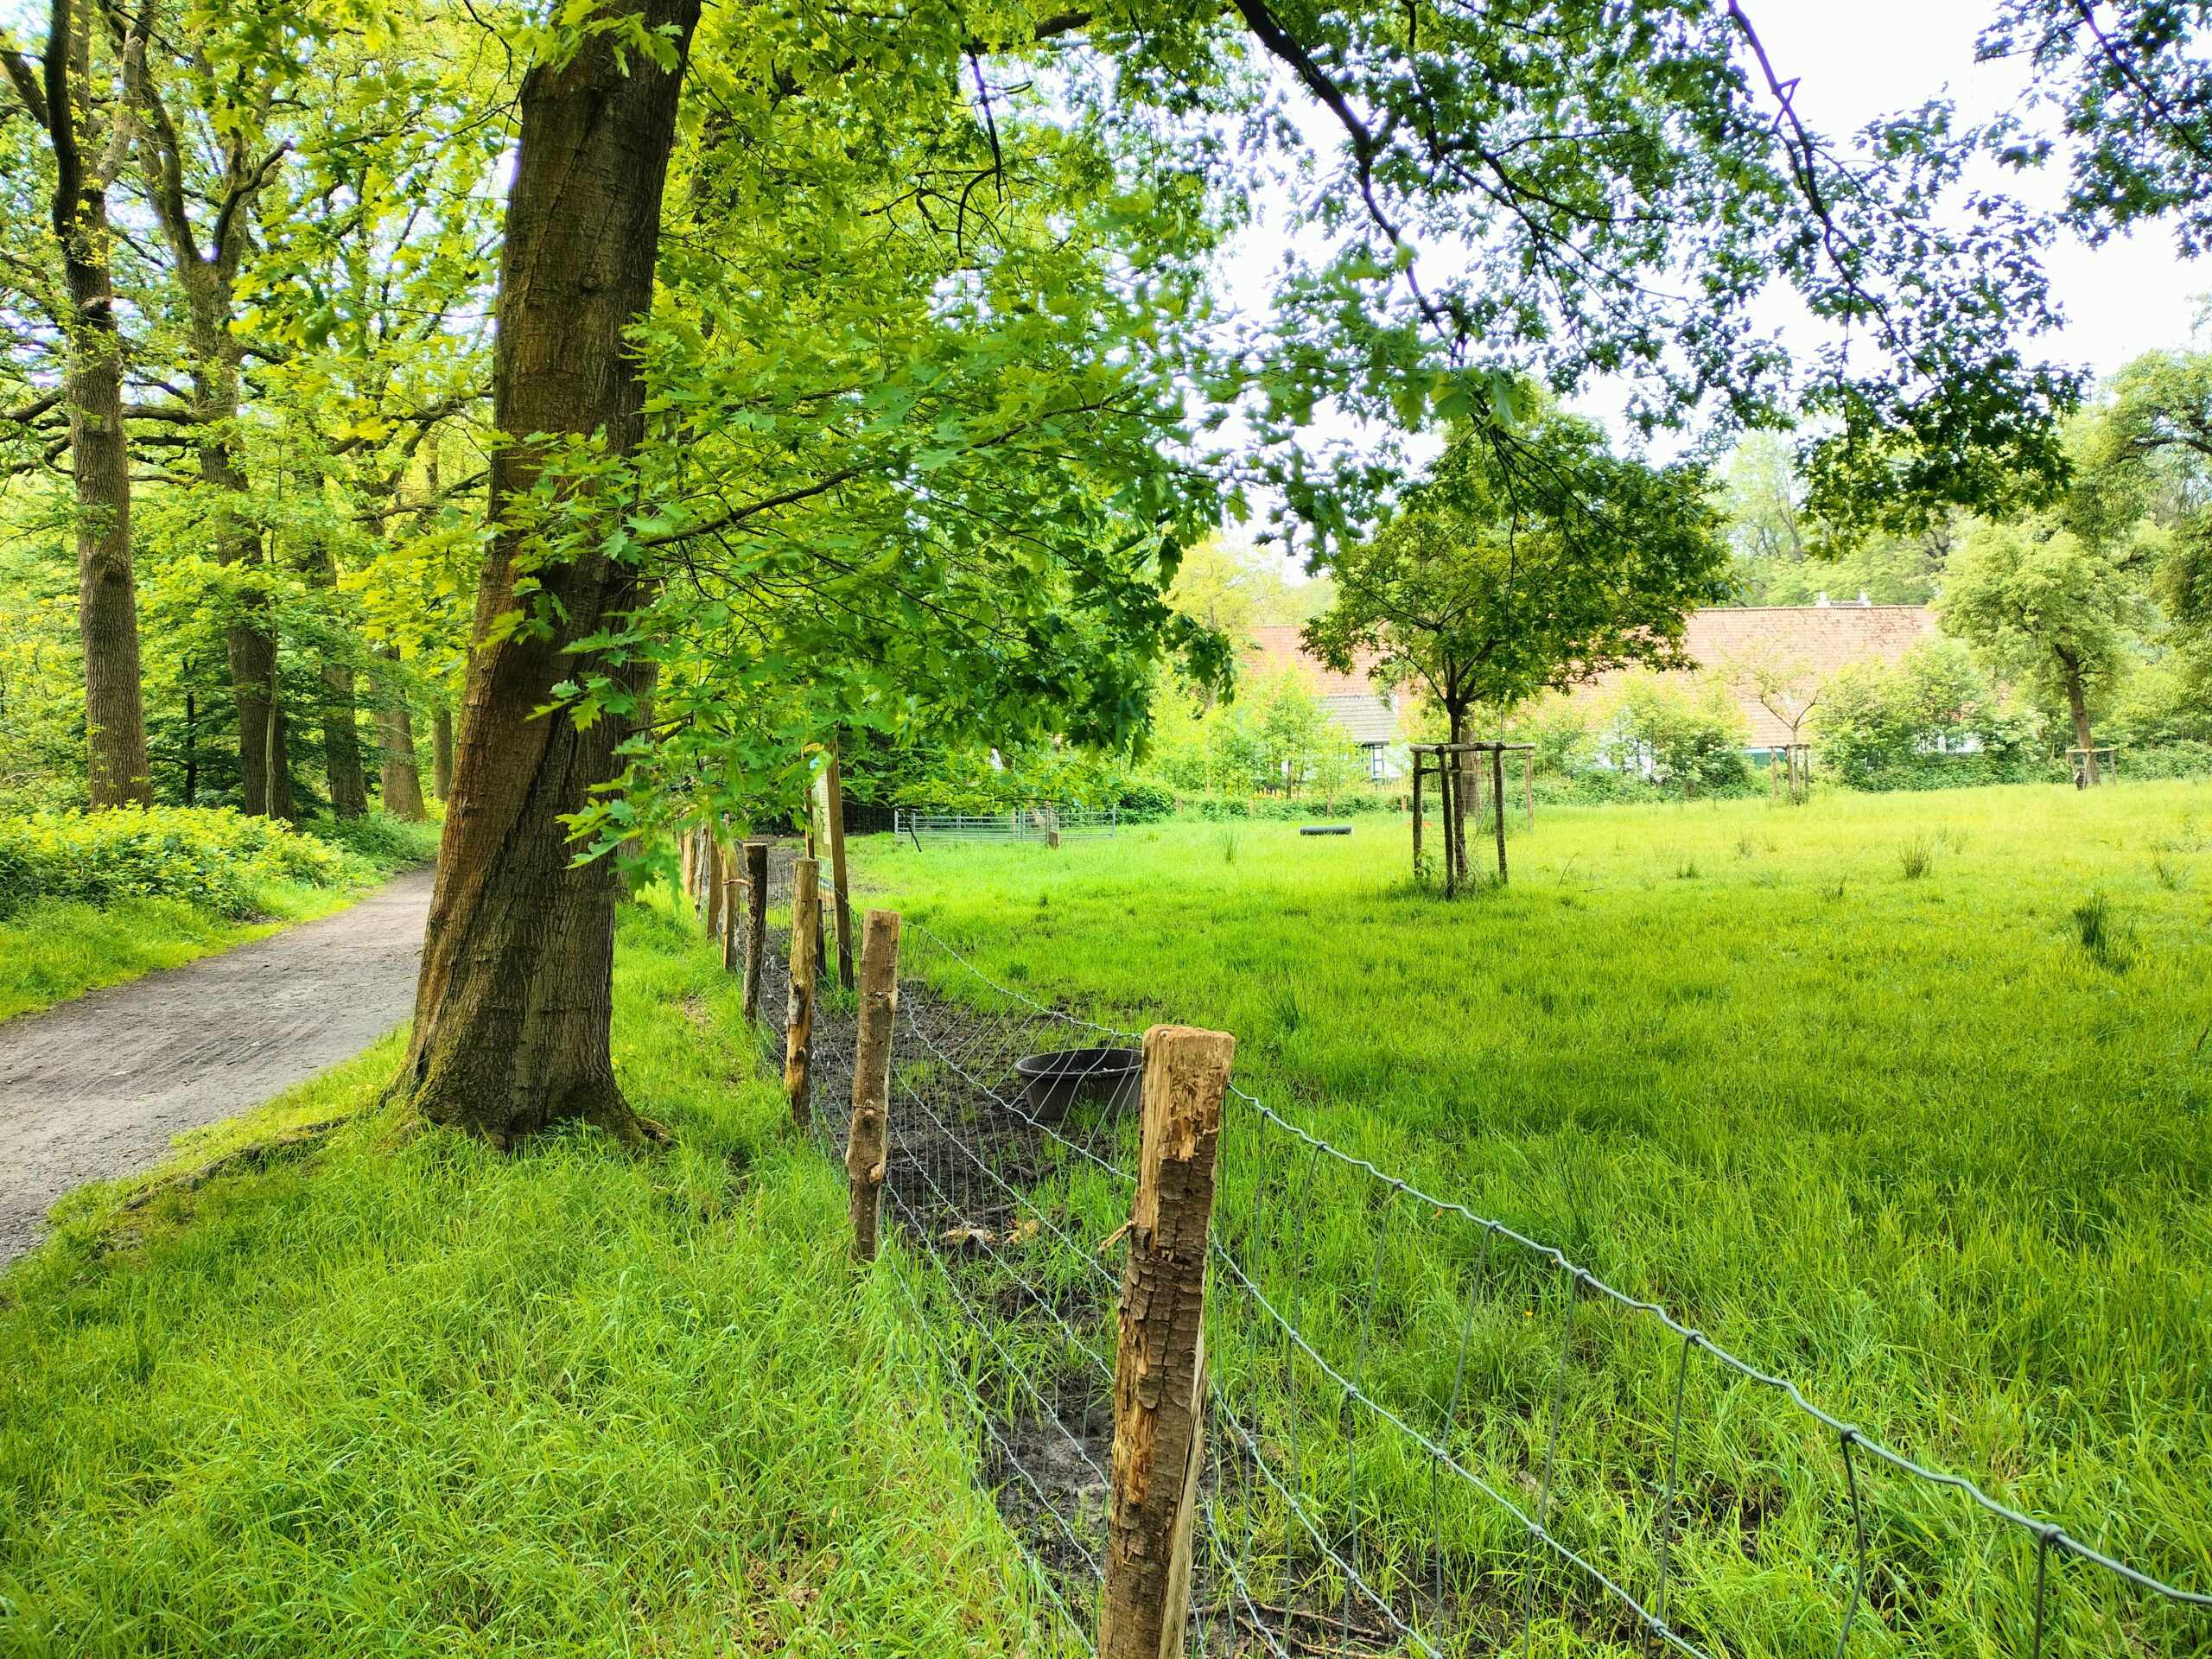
[396,0,699,1146]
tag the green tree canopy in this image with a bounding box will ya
[1304,410,1728,743]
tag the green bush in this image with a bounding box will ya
[1117,779,1179,822]
[301,809,442,867]
[1814,639,2042,785]
[1599,673,1750,795]
[0,806,356,918]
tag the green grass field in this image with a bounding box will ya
[4,782,2206,1656]
[0,893,1058,1657]
[861,780,2212,1654]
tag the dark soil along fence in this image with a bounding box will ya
[706,839,2212,1659]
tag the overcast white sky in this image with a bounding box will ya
[1750,0,2203,375]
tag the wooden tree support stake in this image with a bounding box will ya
[825,734,855,992]
[1098,1023,1236,1659]
[721,868,740,972]
[1491,743,1509,885]
[845,908,899,1261]
[785,855,819,1126]
[742,840,769,1022]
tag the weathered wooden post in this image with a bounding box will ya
[825,734,855,992]
[721,867,741,972]
[679,825,696,912]
[1410,750,1425,880]
[704,833,725,944]
[742,840,769,1022]
[1491,743,1509,885]
[1098,1024,1236,1659]
[845,909,899,1262]
[785,855,819,1127]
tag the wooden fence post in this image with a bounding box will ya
[1098,1024,1236,1659]
[785,855,819,1126]
[825,734,856,992]
[679,825,696,912]
[705,832,725,944]
[845,908,899,1262]
[1491,744,1509,885]
[721,868,740,972]
[743,840,769,1022]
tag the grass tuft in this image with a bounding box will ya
[1899,830,1936,879]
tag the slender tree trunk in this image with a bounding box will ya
[262,650,297,820]
[322,662,368,815]
[396,0,700,1146]
[27,0,150,807]
[181,689,197,804]
[2060,652,2100,786]
[304,545,366,816]
[66,250,150,808]
[226,607,278,815]
[1447,702,1471,883]
[431,706,454,799]
[376,652,428,819]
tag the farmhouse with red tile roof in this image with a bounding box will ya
[1245,604,1940,757]
[1586,603,1940,748]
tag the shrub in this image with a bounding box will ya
[1116,780,1178,823]
[0,806,356,918]
[1599,673,1750,795]
[1815,639,2043,786]
[302,809,442,866]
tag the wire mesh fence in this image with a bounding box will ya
[716,843,2211,1658]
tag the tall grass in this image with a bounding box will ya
[0,894,1059,1656]
[861,781,2212,1650]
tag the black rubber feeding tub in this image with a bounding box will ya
[1011,1046,1143,1126]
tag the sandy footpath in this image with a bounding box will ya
[0,867,435,1265]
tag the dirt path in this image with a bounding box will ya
[0,868,435,1264]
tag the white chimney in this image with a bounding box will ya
[1815,592,1830,607]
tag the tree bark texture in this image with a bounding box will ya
[2060,651,2101,786]
[785,856,819,1128]
[825,734,854,990]
[1099,1025,1236,1659]
[845,908,899,1262]
[743,840,768,1024]
[376,676,428,820]
[431,706,454,798]
[136,56,281,821]
[305,544,366,816]
[322,661,368,815]
[30,0,149,807]
[397,0,700,1146]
